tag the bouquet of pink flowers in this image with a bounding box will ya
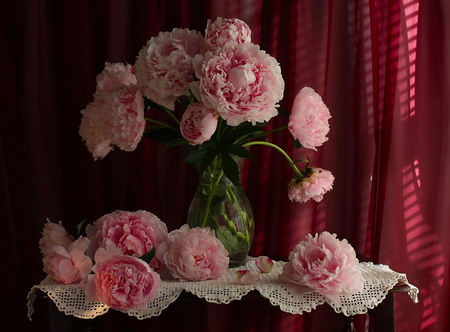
[79,17,334,265]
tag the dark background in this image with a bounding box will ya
[1,0,449,331]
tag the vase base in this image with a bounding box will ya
[229,252,249,268]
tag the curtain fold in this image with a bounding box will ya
[1,0,448,331]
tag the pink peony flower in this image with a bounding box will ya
[43,237,93,284]
[39,219,74,255]
[135,28,205,110]
[288,168,335,203]
[87,210,168,270]
[205,17,252,50]
[180,103,218,145]
[236,270,261,284]
[280,232,363,300]
[95,62,137,94]
[157,225,229,281]
[288,87,331,151]
[79,85,145,160]
[255,256,274,273]
[196,43,284,126]
[91,256,160,309]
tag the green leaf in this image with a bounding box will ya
[200,149,219,172]
[277,107,290,118]
[139,247,156,264]
[76,220,87,237]
[226,124,265,144]
[222,152,240,186]
[293,138,302,148]
[293,158,310,164]
[302,166,313,178]
[185,149,211,163]
[226,144,252,159]
[164,138,189,149]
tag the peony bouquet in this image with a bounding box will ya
[34,17,368,314]
[79,17,334,265]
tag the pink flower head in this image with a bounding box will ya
[135,28,205,110]
[87,210,168,270]
[288,168,334,203]
[205,17,252,50]
[281,232,363,300]
[39,219,74,255]
[236,270,261,284]
[196,43,284,126]
[288,87,331,151]
[92,256,160,309]
[43,237,93,284]
[255,256,274,273]
[95,62,137,94]
[79,85,145,160]
[180,103,218,145]
[157,225,229,281]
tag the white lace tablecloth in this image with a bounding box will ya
[27,260,418,320]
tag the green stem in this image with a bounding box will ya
[164,109,181,125]
[145,117,177,131]
[201,169,224,228]
[235,125,288,145]
[243,141,303,178]
[265,124,288,136]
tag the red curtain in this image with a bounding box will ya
[1,0,449,331]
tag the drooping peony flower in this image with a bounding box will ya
[157,225,229,281]
[180,102,218,145]
[288,168,334,203]
[95,62,137,94]
[196,43,284,126]
[87,210,168,270]
[42,237,93,284]
[205,17,252,51]
[135,28,205,110]
[255,256,274,273]
[288,87,331,151]
[91,256,160,309]
[280,232,363,300]
[79,85,145,160]
[236,270,261,284]
[39,219,74,255]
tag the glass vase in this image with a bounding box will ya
[187,157,254,267]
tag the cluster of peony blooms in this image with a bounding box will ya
[40,215,364,306]
[79,17,334,204]
[39,211,230,309]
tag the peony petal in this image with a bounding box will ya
[236,270,261,284]
[255,256,274,273]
